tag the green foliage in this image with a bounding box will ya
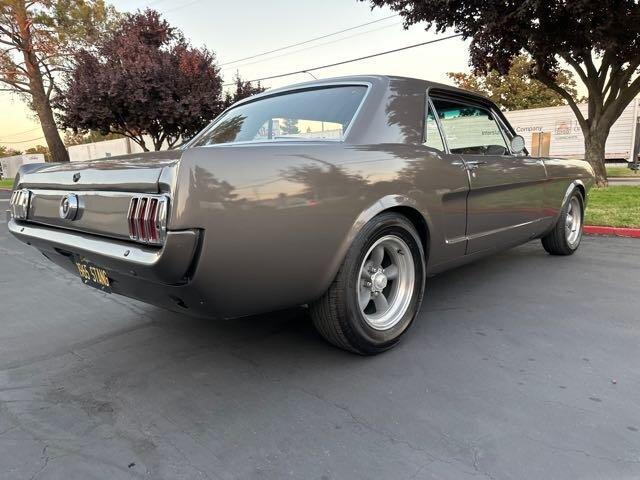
[0,1,119,162]
[0,0,118,96]
[0,145,22,157]
[281,118,300,135]
[447,55,584,111]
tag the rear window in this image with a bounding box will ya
[193,85,367,146]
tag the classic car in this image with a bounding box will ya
[7,75,594,354]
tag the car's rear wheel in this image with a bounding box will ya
[310,212,426,354]
[541,188,584,255]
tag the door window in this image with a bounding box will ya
[431,98,509,155]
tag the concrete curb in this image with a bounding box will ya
[584,225,640,238]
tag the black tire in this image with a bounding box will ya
[541,188,584,256]
[310,212,426,355]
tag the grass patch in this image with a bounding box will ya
[0,178,14,189]
[606,166,639,178]
[585,186,640,228]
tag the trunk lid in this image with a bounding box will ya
[12,151,182,244]
[17,151,182,193]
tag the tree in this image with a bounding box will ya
[223,73,265,108]
[58,9,225,151]
[0,145,21,157]
[281,118,300,135]
[362,0,640,186]
[0,0,116,162]
[447,55,583,111]
[24,143,50,160]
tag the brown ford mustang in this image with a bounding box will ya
[7,75,594,354]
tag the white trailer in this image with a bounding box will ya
[0,154,45,179]
[504,98,640,162]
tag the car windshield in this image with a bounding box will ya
[192,85,367,146]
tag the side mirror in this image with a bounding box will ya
[510,135,526,154]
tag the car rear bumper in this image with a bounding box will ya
[7,217,200,285]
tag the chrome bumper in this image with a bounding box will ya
[7,217,199,285]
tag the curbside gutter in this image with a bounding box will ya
[584,226,640,238]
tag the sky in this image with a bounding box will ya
[0,0,471,151]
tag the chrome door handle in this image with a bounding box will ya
[464,160,488,170]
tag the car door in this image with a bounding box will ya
[430,95,548,254]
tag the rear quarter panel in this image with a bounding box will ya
[170,142,467,317]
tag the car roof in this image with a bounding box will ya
[231,74,493,108]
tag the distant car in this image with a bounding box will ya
[7,76,595,354]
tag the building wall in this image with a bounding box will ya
[504,98,639,161]
[68,135,176,163]
[0,154,45,179]
[68,137,145,162]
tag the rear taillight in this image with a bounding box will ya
[127,195,169,245]
[9,188,31,220]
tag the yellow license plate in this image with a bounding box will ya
[74,257,111,292]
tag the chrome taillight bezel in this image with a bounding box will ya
[9,188,31,220]
[127,194,169,245]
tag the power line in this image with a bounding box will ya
[220,21,403,74]
[0,126,42,139]
[219,14,398,67]
[222,34,463,87]
[163,0,203,14]
[0,136,45,144]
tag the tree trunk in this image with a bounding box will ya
[584,132,608,187]
[14,2,69,163]
[31,90,69,163]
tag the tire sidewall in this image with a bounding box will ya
[340,215,426,353]
[563,190,585,252]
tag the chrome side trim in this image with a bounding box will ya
[446,217,551,245]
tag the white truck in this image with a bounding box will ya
[504,98,640,163]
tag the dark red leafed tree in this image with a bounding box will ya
[361,0,640,185]
[223,73,265,108]
[58,9,224,151]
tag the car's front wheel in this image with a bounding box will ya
[310,212,426,354]
[541,188,585,255]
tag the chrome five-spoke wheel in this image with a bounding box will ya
[565,196,582,247]
[357,235,415,331]
[310,212,426,354]
[542,188,584,256]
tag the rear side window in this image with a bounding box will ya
[194,86,367,146]
[431,98,508,155]
[423,101,445,152]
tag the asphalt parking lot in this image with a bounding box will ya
[1,196,639,479]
